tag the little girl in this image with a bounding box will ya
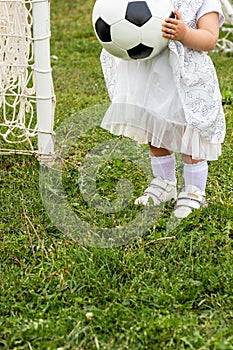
[100,0,225,219]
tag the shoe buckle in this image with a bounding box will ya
[187,193,199,200]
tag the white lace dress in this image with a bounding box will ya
[100,0,225,160]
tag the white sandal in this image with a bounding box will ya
[174,185,206,219]
[135,176,177,206]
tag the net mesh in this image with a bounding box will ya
[217,0,233,53]
[0,0,37,151]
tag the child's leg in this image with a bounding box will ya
[135,145,177,206]
[149,145,172,157]
[149,145,176,182]
[181,154,208,192]
[174,154,207,218]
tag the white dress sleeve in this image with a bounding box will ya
[196,0,225,27]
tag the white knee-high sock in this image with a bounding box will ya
[150,154,176,182]
[183,160,208,192]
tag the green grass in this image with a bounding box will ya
[0,0,233,348]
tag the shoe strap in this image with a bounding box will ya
[176,191,205,210]
[150,177,175,192]
[143,177,175,203]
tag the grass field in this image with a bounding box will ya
[0,0,233,349]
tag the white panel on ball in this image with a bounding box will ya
[102,42,129,60]
[111,21,140,50]
[92,0,127,25]
[149,0,173,19]
[141,19,168,50]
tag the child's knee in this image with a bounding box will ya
[181,153,204,164]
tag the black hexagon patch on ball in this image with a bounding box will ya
[126,1,152,27]
[95,18,111,42]
[127,44,153,59]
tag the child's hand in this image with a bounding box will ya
[162,10,188,42]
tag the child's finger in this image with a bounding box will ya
[173,9,182,21]
[162,22,175,34]
[164,17,177,26]
[165,22,176,30]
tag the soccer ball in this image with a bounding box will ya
[92,0,174,61]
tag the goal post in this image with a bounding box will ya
[0,0,55,162]
[32,0,55,162]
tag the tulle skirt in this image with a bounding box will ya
[100,48,222,160]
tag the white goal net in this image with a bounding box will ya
[218,0,233,53]
[0,0,55,161]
